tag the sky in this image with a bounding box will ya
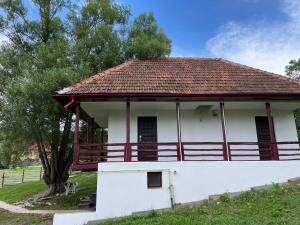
[117,0,300,74]
[1,0,299,74]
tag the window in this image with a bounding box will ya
[147,172,162,188]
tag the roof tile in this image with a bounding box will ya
[57,58,300,96]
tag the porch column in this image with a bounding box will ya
[126,101,131,161]
[72,102,80,169]
[176,102,183,161]
[90,118,94,143]
[220,102,229,161]
[266,103,278,160]
[101,127,104,144]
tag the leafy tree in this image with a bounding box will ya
[286,59,300,80]
[69,0,130,73]
[0,0,78,194]
[286,59,300,139]
[126,12,171,60]
[0,0,171,194]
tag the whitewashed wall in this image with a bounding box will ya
[108,109,297,143]
[53,161,300,225]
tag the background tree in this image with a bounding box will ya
[0,0,171,194]
[126,12,171,60]
[286,58,300,138]
[286,59,300,80]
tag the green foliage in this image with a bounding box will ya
[126,12,171,60]
[0,133,27,168]
[69,0,130,73]
[286,59,300,139]
[286,58,300,80]
[0,0,171,192]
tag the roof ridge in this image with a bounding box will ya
[167,57,221,60]
[219,58,300,86]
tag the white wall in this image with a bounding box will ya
[53,161,300,225]
[108,108,298,143]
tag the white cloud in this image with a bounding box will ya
[206,0,300,75]
[0,34,9,47]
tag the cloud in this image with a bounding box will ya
[206,0,300,75]
[0,34,9,47]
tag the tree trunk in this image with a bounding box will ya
[35,114,73,195]
[48,181,66,195]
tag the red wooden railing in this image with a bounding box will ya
[72,141,300,170]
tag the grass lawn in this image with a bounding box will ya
[0,171,97,210]
[0,209,52,225]
[97,181,300,225]
[34,172,97,210]
[0,180,46,203]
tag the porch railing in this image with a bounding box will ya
[72,141,300,170]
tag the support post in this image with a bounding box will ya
[72,102,80,169]
[90,118,94,143]
[101,127,104,144]
[220,102,229,161]
[126,101,131,161]
[266,103,278,160]
[176,102,183,161]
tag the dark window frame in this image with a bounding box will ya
[147,172,162,188]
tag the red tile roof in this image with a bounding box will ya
[56,58,300,97]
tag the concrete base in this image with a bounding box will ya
[53,161,300,225]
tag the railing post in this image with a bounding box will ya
[220,102,229,161]
[72,102,80,169]
[181,143,185,161]
[176,102,182,161]
[125,100,131,161]
[266,103,278,160]
[227,143,232,161]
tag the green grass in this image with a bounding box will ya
[0,209,52,225]
[0,180,46,203]
[0,171,97,210]
[97,182,300,225]
[33,172,97,210]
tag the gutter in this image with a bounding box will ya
[64,96,75,109]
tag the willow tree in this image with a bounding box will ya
[0,0,171,194]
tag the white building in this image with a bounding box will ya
[53,58,300,225]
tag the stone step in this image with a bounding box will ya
[251,184,273,191]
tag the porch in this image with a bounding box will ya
[71,101,300,171]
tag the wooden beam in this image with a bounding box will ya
[90,118,94,143]
[126,101,131,161]
[266,103,278,160]
[176,102,182,161]
[72,103,80,169]
[101,127,104,144]
[220,102,229,161]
